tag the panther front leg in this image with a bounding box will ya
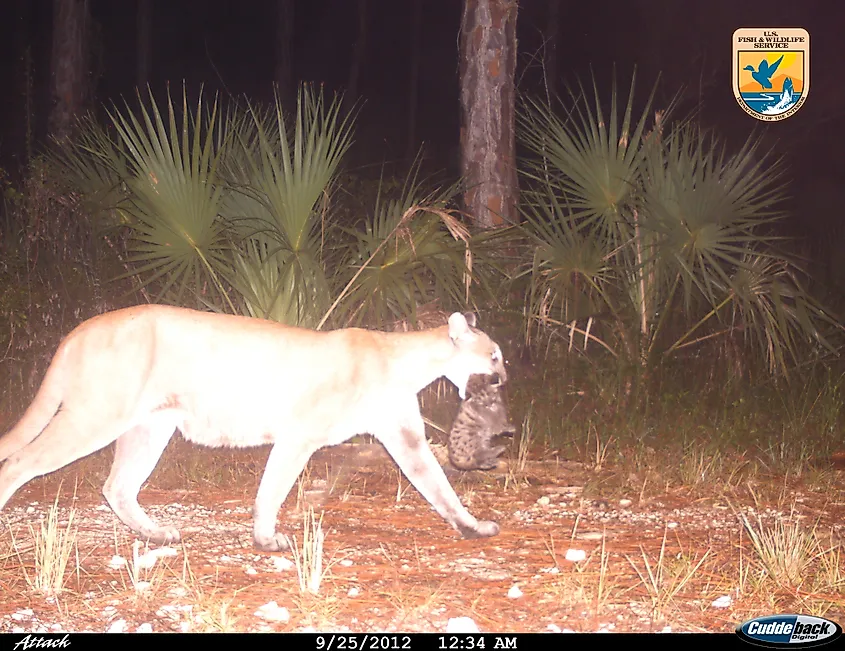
[252,441,317,552]
[378,415,500,540]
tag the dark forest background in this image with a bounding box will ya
[0,0,843,399]
[0,1,841,206]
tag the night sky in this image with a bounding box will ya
[0,0,842,235]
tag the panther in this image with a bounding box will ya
[0,305,507,551]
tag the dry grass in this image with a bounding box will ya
[20,494,80,596]
[625,526,712,623]
[290,507,328,595]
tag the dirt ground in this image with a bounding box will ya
[1,441,843,634]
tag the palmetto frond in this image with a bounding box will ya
[517,72,839,374]
[108,85,232,305]
[725,251,838,375]
[221,86,355,326]
[332,161,472,328]
[641,126,787,311]
[46,113,131,228]
[518,73,657,244]
[515,186,616,339]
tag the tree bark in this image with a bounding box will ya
[405,0,423,161]
[346,0,368,109]
[136,0,151,91]
[49,0,89,143]
[275,0,294,108]
[459,0,518,228]
[14,0,33,164]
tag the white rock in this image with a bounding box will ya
[711,595,732,608]
[348,587,360,597]
[446,617,480,633]
[565,548,586,562]
[507,584,523,599]
[619,499,633,507]
[108,555,127,569]
[340,559,354,567]
[254,601,290,623]
[133,543,177,570]
[536,496,551,506]
[107,619,127,633]
[11,609,34,621]
[272,556,294,571]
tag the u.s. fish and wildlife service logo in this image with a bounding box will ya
[732,28,810,121]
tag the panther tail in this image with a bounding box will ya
[0,347,66,461]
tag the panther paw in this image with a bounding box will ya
[457,519,500,539]
[141,525,182,546]
[253,532,292,553]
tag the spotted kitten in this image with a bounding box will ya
[448,372,515,470]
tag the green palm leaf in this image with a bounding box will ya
[107,85,232,306]
[332,162,473,328]
[46,113,131,229]
[517,72,840,375]
[518,72,658,243]
[221,86,355,326]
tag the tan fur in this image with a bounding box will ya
[0,305,507,550]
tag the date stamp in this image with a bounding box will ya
[316,635,413,650]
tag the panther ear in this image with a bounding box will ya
[448,312,471,341]
[463,312,477,328]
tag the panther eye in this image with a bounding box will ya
[491,348,502,362]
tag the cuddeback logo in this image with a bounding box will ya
[737,615,842,648]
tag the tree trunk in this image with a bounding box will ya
[459,0,518,228]
[136,0,151,91]
[14,0,33,164]
[136,0,152,91]
[346,0,368,109]
[405,0,423,161]
[544,0,560,100]
[49,0,89,143]
[275,0,294,108]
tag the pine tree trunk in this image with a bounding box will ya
[136,0,151,91]
[49,0,89,143]
[14,0,33,164]
[459,0,518,228]
[405,0,423,161]
[346,0,368,109]
[275,0,294,108]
